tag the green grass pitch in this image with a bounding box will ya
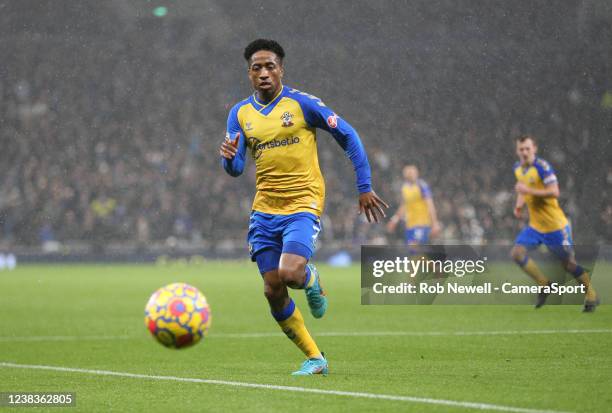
[1,262,611,412]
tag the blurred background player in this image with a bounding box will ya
[387,166,443,300]
[510,135,599,312]
[387,165,441,247]
[219,39,388,375]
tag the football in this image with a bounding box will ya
[144,283,212,349]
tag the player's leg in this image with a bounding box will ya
[410,227,446,304]
[560,255,599,312]
[277,213,328,375]
[277,252,309,288]
[248,212,323,371]
[405,227,422,256]
[511,227,551,308]
[281,213,327,318]
[419,226,432,245]
[421,236,449,283]
[403,227,434,301]
[275,252,328,375]
[249,212,327,375]
[512,227,550,286]
[278,252,326,316]
[259,257,323,364]
[546,226,599,312]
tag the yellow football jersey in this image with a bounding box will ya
[514,157,568,233]
[223,86,372,216]
[401,180,432,228]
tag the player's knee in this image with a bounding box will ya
[278,265,304,285]
[510,246,526,264]
[263,280,283,303]
[561,258,576,273]
[263,284,275,302]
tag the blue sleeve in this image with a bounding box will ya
[534,159,557,185]
[221,104,247,177]
[296,93,372,193]
[418,181,432,199]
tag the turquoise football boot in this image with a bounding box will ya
[305,264,327,319]
[291,354,329,376]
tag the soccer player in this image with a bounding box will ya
[219,39,388,375]
[510,135,599,312]
[386,165,441,246]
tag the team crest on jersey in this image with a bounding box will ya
[245,122,253,131]
[327,113,339,128]
[280,111,294,127]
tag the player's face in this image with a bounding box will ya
[248,50,284,99]
[403,166,418,182]
[516,139,537,165]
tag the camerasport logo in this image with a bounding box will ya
[327,113,339,128]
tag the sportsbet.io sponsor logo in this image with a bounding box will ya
[247,136,300,160]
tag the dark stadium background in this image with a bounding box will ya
[1,0,610,261]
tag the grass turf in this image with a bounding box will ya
[0,262,611,412]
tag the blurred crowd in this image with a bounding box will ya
[1,2,610,251]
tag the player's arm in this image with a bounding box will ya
[419,181,441,236]
[386,204,405,232]
[515,159,560,199]
[220,106,247,177]
[299,94,388,222]
[425,198,441,237]
[515,182,560,198]
[514,192,526,219]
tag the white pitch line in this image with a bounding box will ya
[213,329,612,339]
[0,362,571,413]
[0,335,131,342]
[1,329,611,342]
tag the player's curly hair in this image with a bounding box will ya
[244,39,285,63]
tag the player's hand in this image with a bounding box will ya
[515,182,531,195]
[358,191,389,223]
[431,221,441,238]
[386,219,398,233]
[513,205,523,219]
[220,133,240,160]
